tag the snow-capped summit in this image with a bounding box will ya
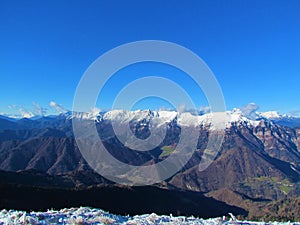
[258,111,282,120]
[67,108,269,130]
[254,111,300,128]
[3,104,300,128]
[99,108,265,130]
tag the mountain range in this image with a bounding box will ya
[0,109,300,220]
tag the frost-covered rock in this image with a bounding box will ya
[0,207,299,225]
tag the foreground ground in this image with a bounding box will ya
[0,207,299,225]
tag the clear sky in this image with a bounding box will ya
[0,0,299,116]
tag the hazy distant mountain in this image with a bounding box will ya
[257,111,300,128]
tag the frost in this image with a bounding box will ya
[0,207,299,225]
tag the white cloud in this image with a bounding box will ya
[8,104,17,109]
[49,101,68,114]
[6,104,36,118]
[177,104,211,115]
[157,107,174,111]
[4,101,68,118]
[240,102,259,119]
[178,104,186,113]
[198,106,211,115]
[33,102,47,116]
[89,107,101,116]
[288,110,300,117]
[158,104,211,116]
[18,108,35,118]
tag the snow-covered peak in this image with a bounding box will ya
[67,111,100,121]
[102,109,174,121]
[6,107,297,129]
[207,110,260,129]
[67,108,266,129]
[64,107,102,121]
[156,110,178,121]
[258,111,282,119]
[103,109,154,122]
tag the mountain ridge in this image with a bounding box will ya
[1,108,300,128]
[0,108,300,220]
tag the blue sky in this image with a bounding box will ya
[0,0,299,116]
